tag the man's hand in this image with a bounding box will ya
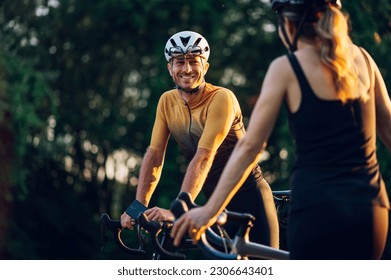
[121,212,136,230]
[144,207,175,222]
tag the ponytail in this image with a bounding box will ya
[315,6,367,103]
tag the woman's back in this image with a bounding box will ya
[285,45,371,113]
[284,46,389,212]
[269,0,391,259]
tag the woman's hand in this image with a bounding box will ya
[170,206,217,247]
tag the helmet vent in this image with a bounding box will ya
[170,38,178,47]
[180,36,191,47]
[193,37,202,47]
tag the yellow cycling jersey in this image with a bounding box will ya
[150,82,244,158]
[150,83,257,195]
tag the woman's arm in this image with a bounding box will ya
[200,56,289,221]
[372,58,391,152]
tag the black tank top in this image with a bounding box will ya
[286,53,389,211]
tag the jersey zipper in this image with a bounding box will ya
[184,102,197,150]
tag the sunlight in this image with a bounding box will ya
[279,148,288,160]
[220,68,246,86]
[105,149,141,185]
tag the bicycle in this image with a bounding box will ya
[170,191,291,260]
[100,211,193,260]
[100,190,291,260]
[272,190,290,250]
[100,192,240,259]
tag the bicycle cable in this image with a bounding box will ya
[216,225,238,255]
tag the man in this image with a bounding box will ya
[121,30,279,247]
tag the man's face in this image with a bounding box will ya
[167,55,209,92]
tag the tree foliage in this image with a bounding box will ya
[0,0,390,259]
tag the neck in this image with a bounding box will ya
[176,84,201,94]
[178,82,206,102]
[296,39,321,51]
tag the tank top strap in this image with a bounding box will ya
[287,53,314,99]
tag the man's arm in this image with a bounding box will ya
[135,146,166,206]
[136,95,171,206]
[121,145,168,228]
[121,96,170,228]
[143,147,216,222]
[180,91,236,200]
[180,147,216,200]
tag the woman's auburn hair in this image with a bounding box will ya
[301,6,369,103]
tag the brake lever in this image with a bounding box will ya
[173,193,231,248]
[138,213,186,260]
[100,213,146,256]
[170,198,241,260]
[100,213,118,250]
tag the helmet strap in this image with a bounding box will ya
[175,84,201,94]
[279,8,308,53]
[279,15,295,53]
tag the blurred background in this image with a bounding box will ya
[0,0,390,259]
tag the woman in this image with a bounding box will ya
[171,0,391,259]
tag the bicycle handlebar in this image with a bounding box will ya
[137,213,186,260]
[170,192,291,260]
[100,212,187,259]
[175,192,255,240]
[100,213,146,256]
[170,195,241,260]
[101,190,291,260]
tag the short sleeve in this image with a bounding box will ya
[198,90,237,151]
[150,96,170,150]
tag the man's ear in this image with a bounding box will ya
[167,62,173,76]
[203,62,210,75]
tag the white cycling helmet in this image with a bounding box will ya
[164,31,210,62]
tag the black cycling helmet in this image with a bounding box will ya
[270,0,341,52]
[271,0,341,16]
